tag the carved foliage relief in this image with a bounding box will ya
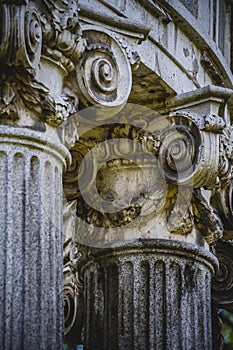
[2,0,233,337]
[0,0,81,125]
[63,106,233,247]
[0,0,137,127]
[0,0,139,130]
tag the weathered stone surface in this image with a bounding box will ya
[0,127,70,349]
[63,1,233,348]
[0,0,233,348]
[0,0,77,348]
[212,240,233,313]
[76,239,218,350]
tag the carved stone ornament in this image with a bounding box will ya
[76,25,133,111]
[62,104,231,247]
[0,0,81,126]
[0,1,42,68]
[158,111,223,189]
[212,240,233,312]
[210,126,233,239]
[63,240,85,342]
[192,189,223,245]
[165,185,194,236]
[0,0,136,127]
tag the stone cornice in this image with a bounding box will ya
[79,2,150,41]
[154,0,233,86]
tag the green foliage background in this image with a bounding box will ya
[222,310,233,349]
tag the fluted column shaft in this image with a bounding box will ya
[0,127,70,350]
[79,239,218,350]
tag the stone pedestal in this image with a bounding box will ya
[0,127,70,349]
[78,239,217,350]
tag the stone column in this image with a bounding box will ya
[0,127,69,349]
[79,240,217,350]
[0,1,82,348]
[63,82,233,348]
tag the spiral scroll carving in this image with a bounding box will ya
[0,4,42,68]
[63,144,96,200]
[76,26,132,111]
[24,8,42,67]
[158,114,219,188]
[64,280,78,335]
[159,125,197,182]
[212,241,233,311]
[158,116,201,185]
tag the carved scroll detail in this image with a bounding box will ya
[0,3,42,68]
[158,112,221,189]
[212,241,233,312]
[63,108,230,245]
[0,0,82,126]
[76,26,132,110]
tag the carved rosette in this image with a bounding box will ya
[76,26,132,111]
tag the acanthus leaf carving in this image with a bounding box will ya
[210,125,233,239]
[0,82,18,121]
[43,0,80,34]
[0,0,82,127]
[165,185,194,236]
[192,189,223,245]
[0,66,79,126]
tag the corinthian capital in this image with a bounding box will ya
[0,0,138,132]
[0,0,82,127]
